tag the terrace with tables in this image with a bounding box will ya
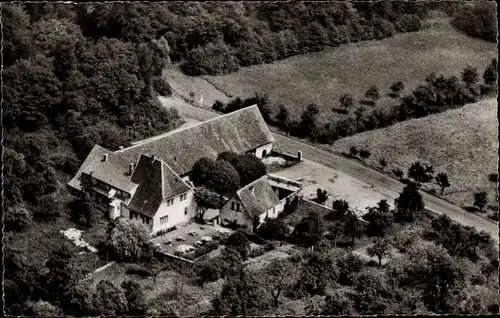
[150,222,232,256]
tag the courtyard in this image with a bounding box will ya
[272,159,397,217]
[150,222,232,256]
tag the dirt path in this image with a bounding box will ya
[273,133,498,243]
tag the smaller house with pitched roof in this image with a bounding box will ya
[219,174,303,230]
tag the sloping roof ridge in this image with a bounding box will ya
[161,159,193,191]
[117,104,260,153]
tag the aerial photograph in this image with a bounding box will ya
[2,1,498,316]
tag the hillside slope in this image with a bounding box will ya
[331,98,498,210]
[201,19,497,119]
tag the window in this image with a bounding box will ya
[184,207,188,215]
[236,203,241,212]
[167,198,174,206]
[180,193,187,201]
[160,216,168,225]
[231,202,235,210]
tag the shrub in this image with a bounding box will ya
[488,173,498,183]
[395,14,422,32]
[359,149,371,160]
[125,264,151,278]
[349,146,358,157]
[392,168,404,178]
[212,100,225,112]
[194,260,222,283]
[263,242,276,252]
[180,40,240,76]
[194,241,220,258]
[379,158,388,169]
[245,232,267,245]
[153,76,172,96]
[257,218,289,241]
[249,246,265,258]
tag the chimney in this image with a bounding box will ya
[129,163,134,175]
[104,154,109,162]
[119,146,124,150]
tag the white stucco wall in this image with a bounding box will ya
[152,190,194,232]
[220,197,249,225]
[254,142,273,158]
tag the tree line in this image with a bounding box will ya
[22,2,462,76]
[3,3,182,316]
[451,1,497,42]
[214,59,497,145]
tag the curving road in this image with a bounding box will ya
[158,97,498,243]
[273,133,498,243]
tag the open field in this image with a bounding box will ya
[177,19,497,121]
[330,98,498,210]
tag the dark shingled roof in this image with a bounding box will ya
[68,145,136,193]
[116,105,275,176]
[127,154,191,217]
[237,176,281,218]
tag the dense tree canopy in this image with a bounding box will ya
[218,152,267,187]
[191,157,241,195]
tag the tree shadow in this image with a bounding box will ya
[386,92,400,98]
[463,206,477,213]
[360,99,375,106]
[331,108,349,115]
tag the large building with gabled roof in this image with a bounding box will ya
[116,105,275,179]
[68,105,276,233]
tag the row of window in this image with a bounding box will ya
[166,192,188,206]
[130,211,152,226]
[160,207,189,225]
[88,175,128,199]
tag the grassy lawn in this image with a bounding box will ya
[201,19,496,121]
[330,98,498,212]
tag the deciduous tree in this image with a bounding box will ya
[338,93,354,111]
[365,85,380,105]
[461,65,479,86]
[390,81,405,97]
[435,172,450,195]
[194,187,223,221]
[121,279,146,316]
[225,230,251,260]
[191,157,241,196]
[257,218,289,241]
[315,188,328,205]
[91,280,128,316]
[407,161,434,186]
[395,183,424,222]
[292,212,325,247]
[367,239,392,268]
[258,258,298,307]
[473,191,488,212]
[107,218,149,262]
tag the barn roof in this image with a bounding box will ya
[237,176,281,218]
[116,105,274,176]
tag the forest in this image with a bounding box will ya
[2,1,498,317]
